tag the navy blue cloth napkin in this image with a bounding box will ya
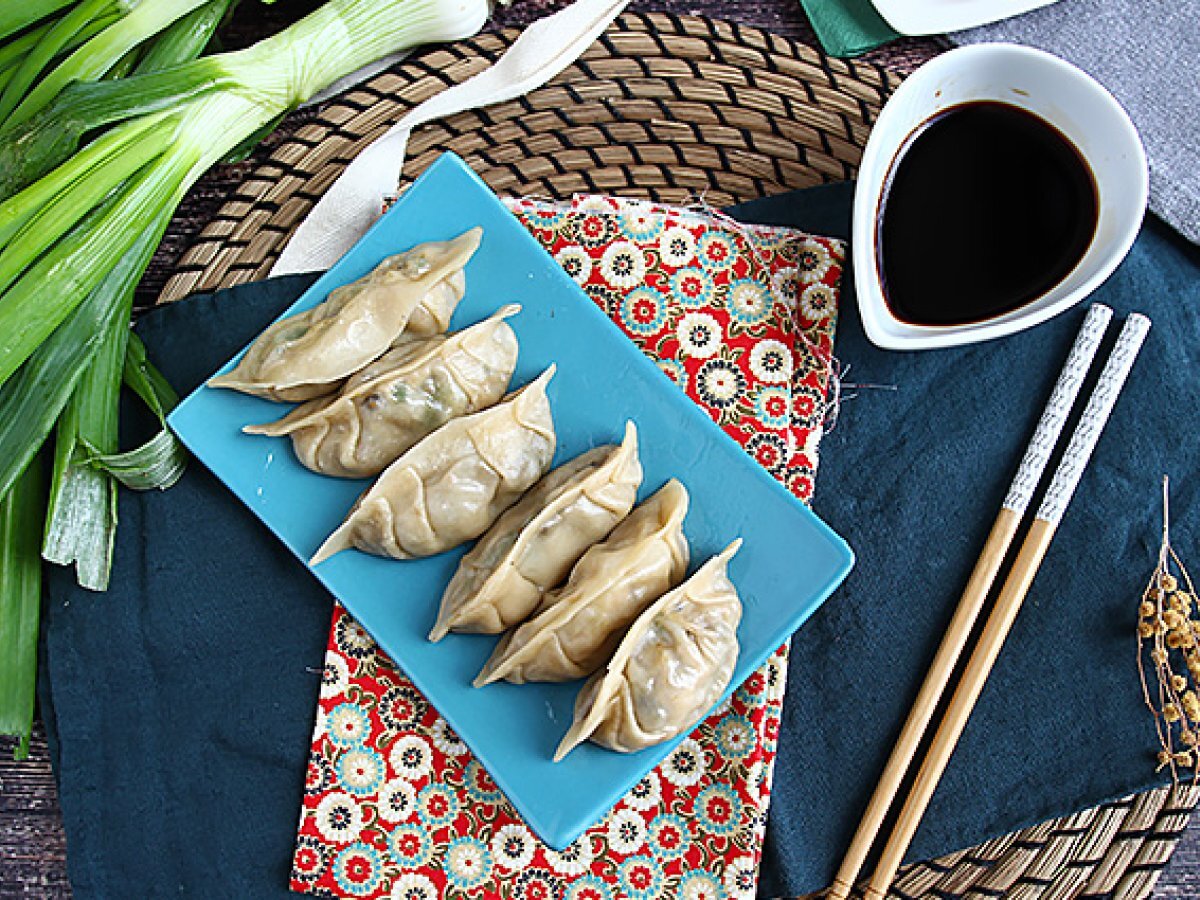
[40,183,1200,898]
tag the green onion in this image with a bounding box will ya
[134,0,234,75]
[0,0,122,125]
[0,0,74,45]
[5,0,214,128]
[0,194,165,503]
[0,458,44,760]
[0,22,54,75]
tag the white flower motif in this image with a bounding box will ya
[795,237,833,282]
[771,266,799,311]
[748,339,792,384]
[376,778,416,824]
[554,245,592,286]
[727,280,771,324]
[339,748,384,794]
[545,836,594,877]
[806,283,835,321]
[623,772,662,811]
[676,312,723,360]
[696,359,744,409]
[607,808,647,854]
[312,707,328,742]
[490,823,535,870]
[800,282,835,321]
[680,871,724,900]
[327,703,369,747]
[575,194,616,214]
[322,654,350,696]
[314,792,364,844]
[336,617,374,658]
[389,734,432,782]
[430,719,467,757]
[446,839,490,884]
[600,240,646,289]
[390,872,437,900]
[722,856,759,900]
[663,738,706,788]
[659,226,696,267]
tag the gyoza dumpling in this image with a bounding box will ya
[475,479,689,685]
[209,228,481,401]
[311,367,556,563]
[554,539,743,761]
[430,423,643,641]
[243,305,520,478]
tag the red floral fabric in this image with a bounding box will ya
[292,195,844,900]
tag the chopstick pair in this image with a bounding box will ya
[827,304,1151,900]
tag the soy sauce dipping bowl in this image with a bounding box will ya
[853,43,1147,350]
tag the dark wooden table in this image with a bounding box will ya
[2,1,1197,897]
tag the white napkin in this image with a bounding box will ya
[271,0,629,277]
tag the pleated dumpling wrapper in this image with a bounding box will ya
[430,422,644,642]
[208,228,481,401]
[311,367,556,564]
[554,539,743,761]
[473,477,690,685]
[243,305,520,478]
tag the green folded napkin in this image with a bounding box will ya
[801,0,900,57]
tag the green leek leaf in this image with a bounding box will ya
[0,458,44,760]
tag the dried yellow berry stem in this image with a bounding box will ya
[1138,476,1200,784]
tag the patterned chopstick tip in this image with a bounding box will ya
[1002,304,1112,515]
[1036,313,1151,525]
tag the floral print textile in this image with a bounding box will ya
[292,195,844,899]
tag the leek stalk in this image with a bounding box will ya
[0,0,123,124]
[0,0,74,44]
[7,0,213,127]
[134,0,233,75]
[0,459,43,760]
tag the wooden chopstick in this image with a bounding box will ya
[826,304,1113,900]
[862,312,1151,900]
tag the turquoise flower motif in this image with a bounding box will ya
[332,842,383,897]
[725,277,773,326]
[657,358,688,391]
[648,813,689,861]
[389,824,433,869]
[565,874,613,900]
[620,286,668,336]
[444,836,493,890]
[754,386,791,430]
[619,205,664,242]
[679,870,727,899]
[694,784,742,835]
[670,267,715,308]
[416,783,461,828]
[326,702,370,748]
[698,231,736,271]
[463,760,503,804]
[336,748,386,796]
[617,855,664,900]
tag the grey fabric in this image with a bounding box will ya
[955,0,1200,244]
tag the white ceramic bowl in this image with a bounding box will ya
[853,44,1147,351]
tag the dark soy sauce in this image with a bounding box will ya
[877,101,1098,327]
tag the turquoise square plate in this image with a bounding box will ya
[168,152,854,850]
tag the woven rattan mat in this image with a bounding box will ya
[156,12,1200,898]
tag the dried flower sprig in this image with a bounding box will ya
[1138,476,1200,784]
